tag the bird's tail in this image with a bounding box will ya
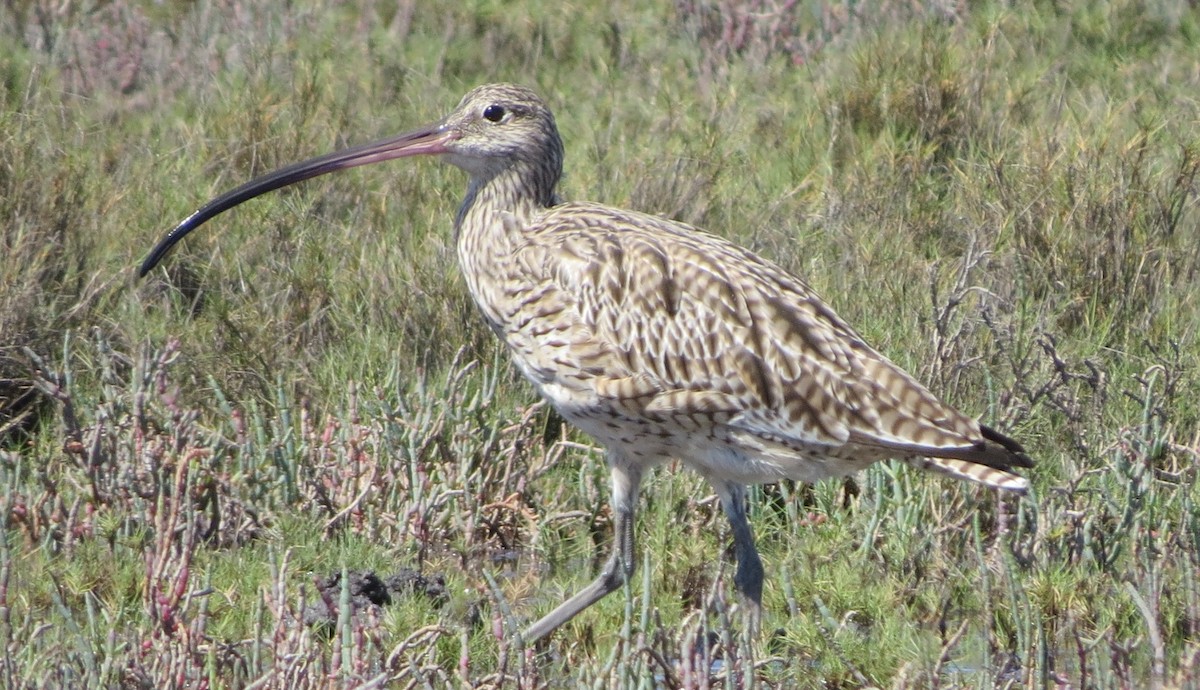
[905,425,1033,494]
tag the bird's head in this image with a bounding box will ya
[439,83,563,182]
[139,83,562,276]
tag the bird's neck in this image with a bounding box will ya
[454,160,557,235]
[454,159,560,256]
[453,162,560,328]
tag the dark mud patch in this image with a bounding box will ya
[303,569,449,632]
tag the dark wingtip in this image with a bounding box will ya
[980,424,1035,468]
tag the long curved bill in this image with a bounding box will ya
[139,123,456,277]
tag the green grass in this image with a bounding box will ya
[2,0,1199,687]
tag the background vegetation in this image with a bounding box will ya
[2,0,1198,687]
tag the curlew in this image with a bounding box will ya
[140,83,1032,643]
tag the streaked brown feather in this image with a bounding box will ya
[465,199,1031,492]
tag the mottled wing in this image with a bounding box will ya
[501,202,1029,489]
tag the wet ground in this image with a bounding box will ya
[302,569,452,632]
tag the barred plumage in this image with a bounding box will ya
[141,83,1033,643]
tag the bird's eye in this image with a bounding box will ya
[483,104,506,122]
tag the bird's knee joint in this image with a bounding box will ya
[600,555,636,588]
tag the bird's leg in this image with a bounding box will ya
[714,480,763,630]
[522,456,643,644]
